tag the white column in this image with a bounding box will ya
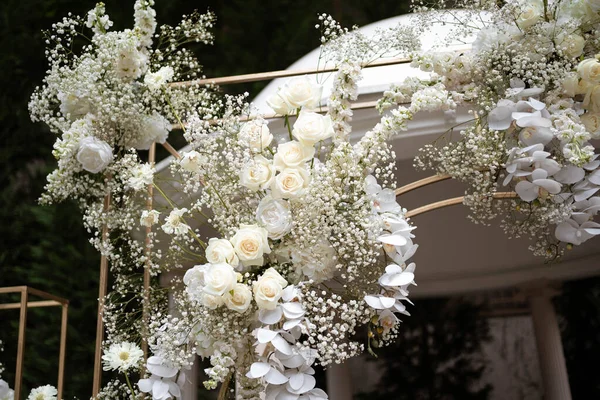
[526,283,572,400]
[326,363,353,400]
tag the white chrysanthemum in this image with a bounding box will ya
[102,341,144,372]
[27,385,57,400]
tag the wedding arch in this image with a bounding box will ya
[4,0,600,399]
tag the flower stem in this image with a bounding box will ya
[217,372,232,400]
[284,115,293,141]
[124,373,136,400]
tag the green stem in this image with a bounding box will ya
[164,89,186,134]
[284,115,293,141]
[124,373,136,400]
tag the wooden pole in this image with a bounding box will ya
[14,287,28,400]
[92,192,111,398]
[57,302,69,399]
[142,142,156,360]
[404,192,518,218]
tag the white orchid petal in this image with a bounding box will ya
[137,379,153,393]
[249,362,271,378]
[288,372,305,391]
[257,328,279,343]
[283,319,302,331]
[259,307,284,325]
[271,335,293,355]
[265,368,289,385]
[515,181,539,201]
[377,234,407,246]
[534,179,561,194]
[364,295,385,309]
[555,166,585,184]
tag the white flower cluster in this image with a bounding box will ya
[409,0,600,258]
[327,61,362,143]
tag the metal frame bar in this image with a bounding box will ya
[0,286,69,400]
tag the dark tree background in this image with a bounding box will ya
[0,0,599,399]
[356,298,492,400]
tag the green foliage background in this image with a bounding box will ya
[0,0,598,399]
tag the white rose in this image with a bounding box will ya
[223,283,252,313]
[144,66,175,91]
[556,34,585,59]
[266,92,294,115]
[280,76,322,109]
[584,85,600,113]
[230,224,271,267]
[253,267,288,310]
[581,112,600,138]
[562,72,580,97]
[239,120,273,151]
[203,263,237,296]
[273,141,315,170]
[201,293,223,310]
[239,155,276,191]
[140,210,160,227]
[578,58,600,84]
[292,110,334,146]
[205,238,239,266]
[256,195,293,240]
[183,263,209,302]
[515,1,544,30]
[76,136,113,173]
[180,150,206,174]
[271,167,311,199]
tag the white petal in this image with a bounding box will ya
[574,188,600,201]
[288,372,305,391]
[147,359,178,378]
[137,379,153,393]
[283,318,302,330]
[588,170,600,185]
[534,179,562,194]
[555,220,580,245]
[259,307,283,325]
[554,166,585,184]
[377,233,407,246]
[152,380,170,399]
[249,362,271,378]
[272,335,293,355]
[282,302,305,319]
[515,181,539,201]
[298,375,316,394]
[384,272,415,287]
[265,368,289,385]
[257,328,279,343]
[364,295,385,309]
[531,168,548,180]
[280,353,306,369]
[167,380,181,398]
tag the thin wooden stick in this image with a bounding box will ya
[142,142,156,361]
[405,192,518,218]
[170,57,413,88]
[395,174,452,196]
[162,141,181,159]
[217,372,232,400]
[169,100,382,130]
[14,287,28,400]
[58,303,69,399]
[93,192,112,398]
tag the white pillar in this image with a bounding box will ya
[526,283,572,400]
[326,363,353,400]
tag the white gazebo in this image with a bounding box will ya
[158,12,600,400]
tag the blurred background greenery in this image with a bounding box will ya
[0,0,599,399]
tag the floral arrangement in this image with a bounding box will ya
[27,2,424,400]
[25,0,600,399]
[400,0,600,258]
